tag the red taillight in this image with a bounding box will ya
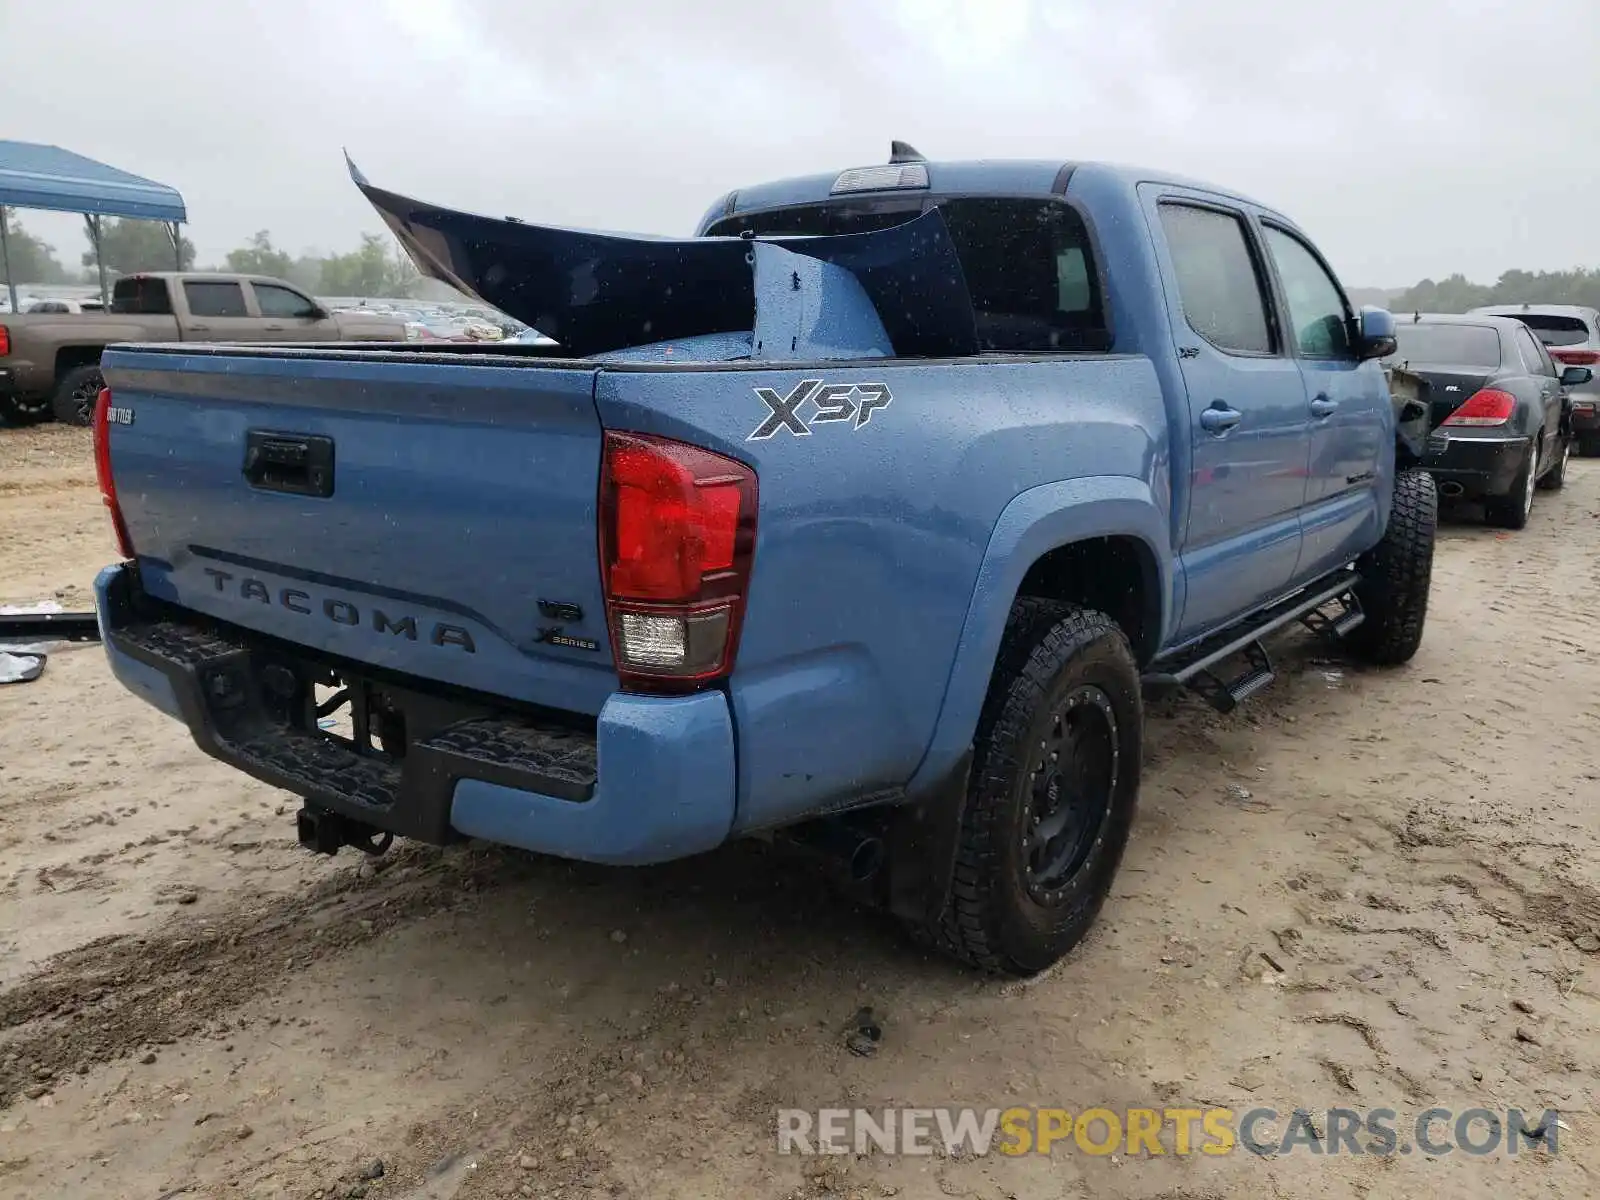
[1550,348,1600,366]
[1442,388,1516,427]
[0,325,10,356]
[599,431,756,691]
[92,387,134,558]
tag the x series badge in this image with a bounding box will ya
[748,379,894,440]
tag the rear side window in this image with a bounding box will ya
[1515,326,1555,376]
[184,281,247,318]
[705,196,1109,353]
[1510,313,1592,347]
[1387,323,1502,368]
[1158,203,1274,355]
[110,277,173,315]
[935,199,1107,352]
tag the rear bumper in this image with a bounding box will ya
[1421,432,1529,499]
[95,564,736,865]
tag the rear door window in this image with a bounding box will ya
[1157,203,1275,355]
[183,281,248,318]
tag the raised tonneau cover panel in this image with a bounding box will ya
[346,157,980,360]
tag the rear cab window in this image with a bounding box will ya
[706,196,1109,353]
[183,281,248,318]
[1386,323,1502,368]
[110,276,173,315]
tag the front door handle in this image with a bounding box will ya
[188,323,210,332]
[1310,395,1339,418]
[1199,403,1242,434]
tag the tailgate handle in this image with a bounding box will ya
[243,431,335,498]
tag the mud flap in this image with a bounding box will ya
[883,749,973,927]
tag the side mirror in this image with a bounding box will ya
[1356,307,1397,361]
[1561,365,1594,387]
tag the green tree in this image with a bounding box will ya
[1391,266,1600,315]
[318,233,418,297]
[0,211,69,285]
[224,230,293,279]
[284,254,325,293]
[82,218,195,276]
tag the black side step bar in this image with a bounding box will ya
[0,611,102,643]
[1142,572,1363,713]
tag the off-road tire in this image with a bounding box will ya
[914,598,1142,976]
[51,364,104,427]
[1346,468,1437,666]
[1538,436,1571,491]
[0,392,53,426]
[1485,443,1537,530]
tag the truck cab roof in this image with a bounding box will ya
[697,155,1279,234]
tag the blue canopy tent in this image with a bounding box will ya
[0,140,187,313]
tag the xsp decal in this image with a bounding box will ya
[751,380,819,439]
[748,380,894,440]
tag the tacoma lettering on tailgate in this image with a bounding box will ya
[201,568,477,652]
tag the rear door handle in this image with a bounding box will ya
[264,323,285,332]
[1199,403,1242,434]
[1310,395,1339,418]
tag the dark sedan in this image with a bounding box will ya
[1383,313,1593,529]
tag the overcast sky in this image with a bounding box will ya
[3,0,1596,289]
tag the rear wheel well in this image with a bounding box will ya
[1015,537,1159,665]
[54,345,107,381]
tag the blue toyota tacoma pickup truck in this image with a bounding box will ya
[89,146,1436,975]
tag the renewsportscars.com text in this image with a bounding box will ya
[776,1106,1562,1158]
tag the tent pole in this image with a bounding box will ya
[167,221,182,271]
[86,214,109,309]
[0,205,16,315]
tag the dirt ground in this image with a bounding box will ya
[2,422,1598,1200]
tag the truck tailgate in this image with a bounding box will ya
[102,349,615,716]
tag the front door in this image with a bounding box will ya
[1258,223,1389,583]
[1145,192,1310,643]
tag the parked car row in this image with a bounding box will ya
[0,272,409,425]
[1382,308,1595,528]
[1471,304,1600,457]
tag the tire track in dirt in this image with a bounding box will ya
[0,844,524,1108]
